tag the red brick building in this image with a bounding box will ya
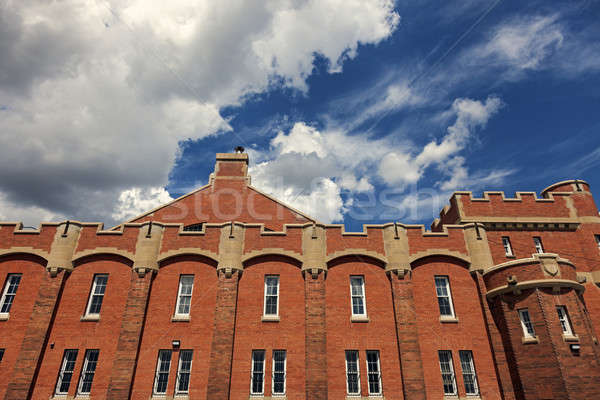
[1,151,600,400]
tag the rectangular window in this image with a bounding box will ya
[55,349,78,395]
[366,350,382,395]
[502,237,513,257]
[0,349,4,362]
[272,350,286,395]
[251,350,265,395]
[264,276,279,316]
[459,350,479,396]
[596,235,600,250]
[175,275,194,316]
[153,350,172,395]
[438,350,457,395]
[0,274,22,313]
[435,276,455,317]
[77,349,99,395]
[350,276,366,316]
[556,306,574,336]
[345,350,360,395]
[176,350,193,394]
[518,309,536,337]
[533,237,544,254]
[85,274,108,316]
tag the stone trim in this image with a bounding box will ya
[541,179,589,196]
[408,249,471,266]
[486,279,584,299]
[241,248,303,265]
[156,248,220,265]
[0,247,49,262]
[483,253,574,276]
[72,247,135,264]
[325,249,388,266]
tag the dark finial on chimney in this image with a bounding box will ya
[235,146,245,154]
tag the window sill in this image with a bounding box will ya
[261,315,280,322]
[439,315,459,323]
[344,396,385,400]
[80,314,100,321]
[505,255,516,259]
[171,315,191,322]
[0,313,9,321]
[247,396,286,400]
[562,334,579,343]
[522,336,539,344]
[351,315,370,323]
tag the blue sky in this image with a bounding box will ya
[1,0,599,230]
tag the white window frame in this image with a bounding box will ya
[55,349,78,395]
[271,350,286,396]
[263,275,280,317]
[175,349,193,395]
[84,274,108,316]
[250,350,265,395]
[459,350,479,396]
[518,309,536,338]
[434,276,455,318]
[595,234,600,250]
[77,349,99,395]
[0,274,22,314]
[556,306,574,336]
[366,350,382,396]
[349,276,367,317]
[533,237,544,254]
[502,237,513,257]
[345,350,361,395]
[153,350,172,395]
[174,275,194,317]
[438,350,457,396]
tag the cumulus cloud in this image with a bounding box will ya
[378,96,503,186]
[0,0,400,226]
[112,187,174,222]
[249,95,509,223]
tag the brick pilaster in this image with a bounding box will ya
[473,271,517,400]
[207,270,240,400]
[106,270,153,399]
[304,271,327,400]
[389,271,426,400]
[4,270,66,400]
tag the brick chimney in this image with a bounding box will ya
[214,148,248,179]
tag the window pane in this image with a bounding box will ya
[0,274,21,313]
[346,350,360,394]
[155,350,172,394]
[251,350,265,394]
[176,350,193,393]
[273,350,286,394]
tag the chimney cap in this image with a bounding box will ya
[235,146,245,153]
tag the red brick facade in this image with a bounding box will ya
[1,152,600,399]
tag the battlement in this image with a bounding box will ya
[433,180,599,230]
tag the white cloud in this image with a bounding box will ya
[379,96,503,186]
[0,0,399,225]
[249,95,510,223]
[112,187,174,222]
[472,15,564,70]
